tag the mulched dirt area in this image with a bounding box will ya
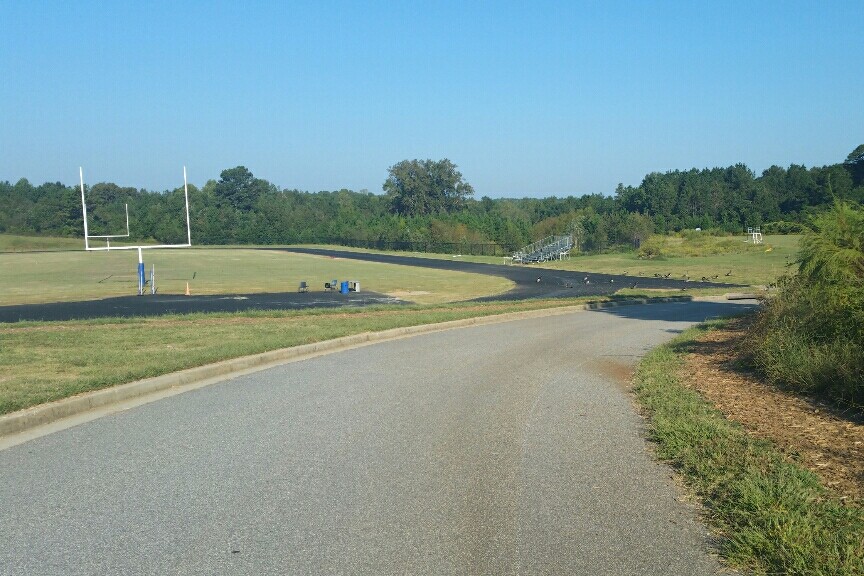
[680,316,864,503]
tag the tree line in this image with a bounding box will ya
[1,146,862,253]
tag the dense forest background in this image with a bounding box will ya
[1,146,862,254]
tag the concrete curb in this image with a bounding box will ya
[725,292,759,300]
[0,297,692,439]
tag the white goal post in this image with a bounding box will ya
[746,226,763,244]
[80,167,193,295]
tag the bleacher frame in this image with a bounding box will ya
[511,234,574,263]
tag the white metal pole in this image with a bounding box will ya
[137,246,144,296]
[80,167,90,250]
[183,166,192,246]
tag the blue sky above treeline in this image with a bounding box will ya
[1,1,860,197]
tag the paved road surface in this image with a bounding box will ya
[0,300,751,575]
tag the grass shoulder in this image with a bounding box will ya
[634,319,863,575]
[0,295,642,416]
[534,235,796,288]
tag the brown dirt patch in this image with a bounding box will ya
[680,316,864,503]
[595,358,636,391]
[387,290,431,297]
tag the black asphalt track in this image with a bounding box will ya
[281,247,735,300]
[0,291,403,323]
[0,248,739,323]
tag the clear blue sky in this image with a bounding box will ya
[2,0,861,198]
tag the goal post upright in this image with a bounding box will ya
[138,246,145,296]
[80,167,132,249]
[184,166,192,247]
[80,167,90,251]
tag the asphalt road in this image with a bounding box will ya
[0,300,751,575]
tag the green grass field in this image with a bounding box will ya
[535,234,799,287]
[311,235,801,288]
[1,233,800,307]
[0,234,84,252]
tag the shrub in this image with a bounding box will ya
[637,236,666,259]
[763,221,805,234]
[751,202,864,406]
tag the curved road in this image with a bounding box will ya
[0,300,750,575]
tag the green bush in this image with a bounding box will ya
[677,228,702,240]
[637,236,666,259]
[751,202,864,406]
[678,228,733,238]
[643,231,769,258]
[763,221,806,234]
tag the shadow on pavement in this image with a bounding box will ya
[589,299,760,323]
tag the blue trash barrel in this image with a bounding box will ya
[340,281,349,294]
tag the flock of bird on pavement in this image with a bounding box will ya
[534,269,738,292]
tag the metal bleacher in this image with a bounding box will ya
[512,234,574,263]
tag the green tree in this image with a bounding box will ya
[779,164,816,216]
[622,211,654,246]
[86,182,137,237]
[798,201,864,285]
[615,183,648,214]
[843,144,864,187]
[214,166,269,211]
[383,159,474,216]
[641,172,678,230]
[25,182,81,236]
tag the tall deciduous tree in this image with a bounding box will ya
[383,159,474,216]
[843,144,864,187]
[215,166,269,211]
